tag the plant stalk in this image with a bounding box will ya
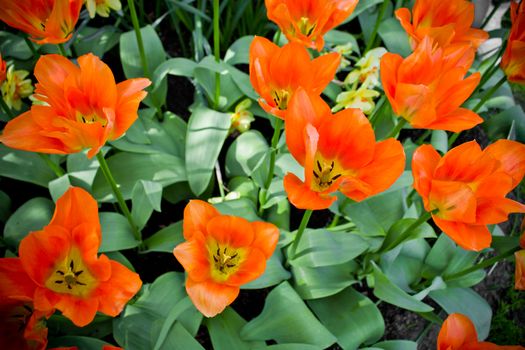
[39,154,65,178]
[473,75,506,113]
[0,98,15,119]
[96,152,141,241]
[290,210,313,258]
[381,211,432,252]
[364,0,389,53]
[213,0,221,109]
[385,118,407,140]
[258,117,283,216]
[57,43,68,57]
[127,0,150,78]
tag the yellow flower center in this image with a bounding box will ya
[208,243,245,282]
[297,17,317,36]
[45,248,97,297]
[271,89,290,110]
[311,157,344,192]
[76,111,108,127]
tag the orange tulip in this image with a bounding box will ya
[438,313,525,350]
[283,88,405,210]
[173,200,279,317]
[396,0,488,49]
[0,301,50,350]
[381,37,483,132]
[516,250,525,290]
[249,36,340,119]
[5,187,143,327]
[412,140,525,251]
[0,54,6,85]
[0,53,150,158]
[0,0,83,45]
[265,0,358,51]
[501,1,525,84]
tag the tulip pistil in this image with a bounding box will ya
[313,159,342,191]
[298,17,316,37]
[271,89,290,110]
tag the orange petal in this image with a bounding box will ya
[425,108,483,133]
[112,78,151,139]
[269,42,311,89]
[515,250,525,290]
[76,53,117,108]
[309,52,341,93]
[173,236,211,283]
[0,258,37,301]
[437,313,479,350]
[53,293,99,327]
[283,173,336,210]
[95,260,142,317]
[206,215,255,248]
[432,217,491,251]
[475,197,525,225]
[412,144,441,208]
[183,200,220,240]
[484,139,525,190]
[429,180,477,223]
[224,248,267,286]
[185,277,239,317]
[251,221,279,259]
[71,223,111,281]
[380,53,404,114]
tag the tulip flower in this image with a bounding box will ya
[412,140,525,251]
[0,301,50,350]
[381,37,483,132]
[0,55,6,85]
[283,88,405,210]
[438,313,525,349]
[85,0,122,18]
[173,200,279,317]
[0,187,143,327]
[396,0,488,49]
[501,1,525,85]
[0,53,150,158]
[0,0,83,45]
[249,36,340,119]
[265,0,358,51]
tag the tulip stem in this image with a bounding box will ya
[290,209,313,258]
[0,98,15,119]
[380,211,432,252]
[39,154,65,178]
[364,0,389,54]
[127,0,150,78]
[258,117,283,216]
[475,35,508,94]
[385,118,406,139]
[24,37,39,58]
[213,0,221,109]
[473,75,506,113]
[445,246,520,281]
[96,152,141,241]
[57,44,68,57]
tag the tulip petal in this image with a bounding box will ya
[252,222,280,259]
[185,277,239,317]
[475,197,525,225]
[0,258,37,301]
[432,217,491,251]
[182,200,220,240]
[224,248,267,286]
[429,180,477,223]
[485,139,525,189]
[112,78,151,139]
[424,108,483,133]
[53,293,99,327]
[283,173,336,210]
[173,237,211,283]
[515,250,525,291]
[437,313,479,350]
[206,216,255,248]
[412,144,441,209]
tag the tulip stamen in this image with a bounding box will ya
[298,17,316,37]
[313,159,342,191]
[271,89,290,110]
[211,244,241,276]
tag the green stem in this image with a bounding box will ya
[215,161,225,200]
[213,0,221,109]
[39,154,65,178]
[476,35,508,94]
[290,210,313,258]
[369,95,386,126]
[364,0,389,53]
[380,211,432,252]
[415,130,431,144]
[327,222,355,231]
[0,98,15,119]
[258,117,283,216]
[448,132,460,148]
[96,152,141,241]
[127,0,150,78]
[328,214,340,228]
[24,37,38,57]
[445,246,520,281]
[481,5,498,29]
[473,75,506,113]
[385,118,406,140]
[57,43,67,57]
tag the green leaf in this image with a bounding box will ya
[48,175,72,202]
[4,197,54,249]
[47,314,113,338]
[224,36,254,65]
[153,297,194,350]
[423,234,479,279]
[290,229,369,267]
[152,322,204,350]
[185,106,231,195]
[47,336,111,349]
[377,17,412,57]
[75,26,120,58]
[0,31,33,60]
[368,340,418,350]
[484,105,525,143]
[0,145,56,187]
[431,130,448,154]
[151,58,198,95]
[163,181,194,205]
[99,212,139,252]
[92,152,186,202]
[131,180,163,230]
[0,190,11,222]
[324,30,360,55]
[206,307,265,350]
[308,287,384,350]
[430,287,492,340]
[380,219,435,252]
[214,198,260,222]
[372,262,433,312]
[120,25,167,108]
[225,130,269,187]
[240,282,336,347]
[346,0,383,22]
[242,251,291,289]
[143,221,184,253]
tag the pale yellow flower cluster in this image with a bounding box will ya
[85,0,122,18]
[1,65,33,111]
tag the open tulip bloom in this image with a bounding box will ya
[265,0,358,51]
[0,187,142,327]
[381,37,483,132]
[412,140,525,251]
[249,36,340,119]
[396,0,488,49]
[0,53,150,158]
[173,200,279,317]
[283,88,405,210]
[501,0,525,85]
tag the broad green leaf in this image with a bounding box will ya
[47,336,111,349]
[367,340,418,350]
[308,288,384,350]
[324,30,360,55]
[266,197,291,231]
[92,152,186,202]
[380,219,435,252]
[423,234,479,279]
[346,0,383,22]
[0,190,11,222]
[0,145,56,187]
[66,149,101,190]
[99,212,139,252]
[292,262,359,300]
[131,180,163,230]
[377,17,411,57]
[163,181,194,205]
[143,221,184,253]
[290,229,369,267]
[75,25,120,57]
[430,287,492,340]
[228,177,258,205]
[240,282,336,347]
[431,130,448,154]
[48,175,71,202]
[214,198,259,222]
[4,197,54,249]
[206,307,265,350]
[185,106,231,195]
[153,321,205,350]
[242,251,291,289]
[153,297,194,350]
[225,130,269,187]
[372,263,433,312]
[120,25,167,108]
[224,35,254,65]
[105,251,135,272]
[265,345,320,350]
[484,105,525,143]
[47,314,113,338]
[151,58,198,95]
